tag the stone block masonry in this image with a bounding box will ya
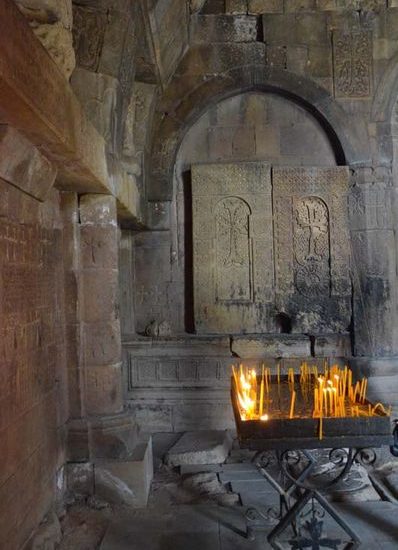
[0,177,68,549]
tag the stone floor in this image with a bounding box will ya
[97,434,398,550]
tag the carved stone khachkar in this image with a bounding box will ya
[333,31,372,98]
[191,162,274,334]
[273,166,351,333]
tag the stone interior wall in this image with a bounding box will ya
[0,178,68,549]
[124,1,398,431]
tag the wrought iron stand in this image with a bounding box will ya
[245,445,389,549]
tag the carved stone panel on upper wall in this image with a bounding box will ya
[72,6,107,72]
[273,167,351,333]
[192,162,274,334]
[333,31,372,98]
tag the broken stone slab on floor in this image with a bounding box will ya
[165,430,233,466]
[226,448,257,463]
[95,434,153,507]
[180,464,222,475]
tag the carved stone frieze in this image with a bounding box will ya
[333,31,372,98]
[191,162,274,334]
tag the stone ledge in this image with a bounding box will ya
[231,335,311,358]
[0,125,57,201]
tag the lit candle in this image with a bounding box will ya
[314,388,319,415]
[323,388,328,416]
[259,377,264,417]
[289,390,296,419]
[361,378,368,403]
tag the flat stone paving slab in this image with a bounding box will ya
[100,501,398,549]
[166,430,233,466]
[100,501,398,550]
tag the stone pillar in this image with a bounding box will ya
[79,194,123,416]
[66,193,138,462]
[349,165,397,357]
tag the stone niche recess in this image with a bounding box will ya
[125,92,354,432]
[191,161,351,335]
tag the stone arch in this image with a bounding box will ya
[148,64,369,201]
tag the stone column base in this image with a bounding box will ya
[67,411,139,462]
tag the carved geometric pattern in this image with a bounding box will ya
[273,167,351,333]
[294,196,331,298]
[215,197,252,302]
[273,167,351,298]
[333,31,372,98]
[191,162,273,334]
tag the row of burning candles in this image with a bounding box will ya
[232,363,391,439]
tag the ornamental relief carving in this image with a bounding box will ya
[192,163,351,334]
[293,197,331,298]
[215,197,252,303]
[333,31,372,98]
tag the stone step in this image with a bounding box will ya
[219,471,265,483]
[166,430,233,466]
[221,463,257,472]
[230,479,274,494]
[180,464,223,475]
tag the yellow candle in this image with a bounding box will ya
[362,378,367,403]
[277,363,280,385]
[319,416,323,440]
[259,378,264,416]
[289,390,296,419]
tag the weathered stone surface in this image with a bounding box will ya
[182,472,227,495]
[30,511,62,550]
[96,435,153,507]
[85,364,123,415]
[147,0,189,85]
[225,0,248,13]
[66,463,94,498]
[0,125,56,200]
[80,193,118,226]
[314,333,351,357]
[94,467,137,507]
[190,15,257,43]
[333,31,372,98]
[166,431,233,466]
[231,335,311,358]
[248,0,283,13]
[192,162,274,334]
[123,82,157,156]
[33,22,75,79]
[0,0,124,199]
[15,0,72,29]
[190,0,207,12]
[71,69,121,152]
[273,166,351,333]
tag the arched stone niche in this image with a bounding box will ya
[177,92,350,336]
[134,91,352,337]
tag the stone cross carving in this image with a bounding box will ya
[216,197,250,267]
[294,197,330,298]
[191,162,273,334]
[295,198,329,262]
